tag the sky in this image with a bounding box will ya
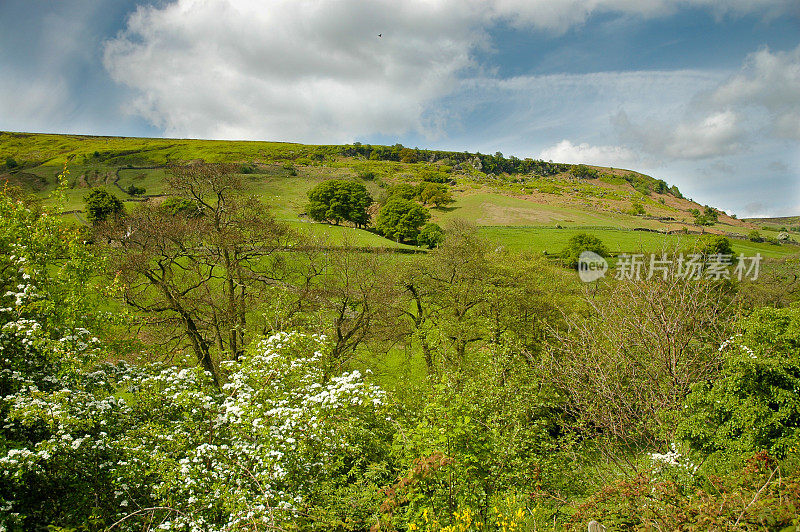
[1,0,798,217]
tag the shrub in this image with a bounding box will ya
[630,202,646,215]
[678,306,800,459]
[5,157,18,170]
[417,223,444,248]
[559,233,609,268]
[748,230,764,243]
[84,187,124,225]
[125,184,146,196]
[161,196,202,217]
[570,164,598,179]
[698,235,734,258]
[375,198,430,244]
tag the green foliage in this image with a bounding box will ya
[419,169,450,184]
[83,187,124,225]
[383,349,578,529]
[678,306,800,459]
[691,205,719,226]
[5,156,18,169]
[306,179,373,227]
[375,198,430,244]
[630,201,646,215]
[125,184,146,196]
[748,230,764,243]
[570,164,598,179]
[417,223,445,248]
[388,183,416,201]
[569,455,800,531]
[698,235,734,257]
[160,196,202,217]
[387,182,453,208]
[415,182,453,208]
[559,232,609,268]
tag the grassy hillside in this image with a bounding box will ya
[2,131,797,257]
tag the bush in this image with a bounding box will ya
[559,233,609,268]
[678,306,800,459]
[698,235,734,258]
[748,230,764,243]
[417,223,444,248]
[84,187,124,225]
[630,202,645,215]
[570,164,598,179]
[125,184,146,196]
[415,182,453,207]
[375,198,430,243]
[161,196,202,217]
[5,157,18,170]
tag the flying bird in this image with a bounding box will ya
[378,33,382,37]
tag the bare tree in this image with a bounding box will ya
[548,271,737,470]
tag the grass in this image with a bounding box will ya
[4,131,797,258]
[478,226,799,258]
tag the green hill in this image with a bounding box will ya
[1,131,796,257]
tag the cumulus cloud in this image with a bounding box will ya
[539,139,639,167]
[102,0,798,142]
[710,44,800,140]
[609,44,800,161]
[613,109,744,160]
[103,0,488,142]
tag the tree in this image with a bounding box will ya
[375,198,430,244]
[104,164,293,385]
[559,232,609,268]
[387,183,416,201]
[126,184,146,196]
[417,223,444,248]
[678,306,800,458]
[394,223,493,372]
[5,157,18,170]
[698,235,734,258]
[306,179,373,227]
[550,273,737,469]
[415,182,453,207]
[84,187,124,225]
[748,230,764,243]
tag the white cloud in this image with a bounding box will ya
[104,0,486,142]
[538,139,639,167]
[614,109,744,160]
[487,0,797,33]
[710,44,800,140]
[102,0,799,142]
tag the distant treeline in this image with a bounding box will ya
[340,143,570,176]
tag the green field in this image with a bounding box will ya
[478,226,794,258]
[4,131,799,258]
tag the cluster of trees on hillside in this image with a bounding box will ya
[305,178,447,246]
[1,163,799,531]
[691,204,720,225]
[340,143,569,176]
[571,164,683,198]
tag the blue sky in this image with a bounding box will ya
[1,0,798,216]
